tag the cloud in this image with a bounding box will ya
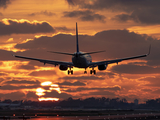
[43,90,72,100]
[75,0,160,12]
[141,77,160,87]
[58,81,86,86]
[66,86,121,92]
[28,10,56,17]
[0,91,25,100]
[26,91,39,100]
[63,10,106,22]
[111,64,160,74]
[0,84,40,90]
[61,76,105,80]
[67,0,160,24]
[81,90,116,97]
[4,80,40,85]
[0,19,55,35]
[112,9,160,24]
[0,0,11,9]
[29,70,57,77]
[66,0,86,6]
[54,26,74,31]
[14,64,36,70]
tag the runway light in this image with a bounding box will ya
[13,114,15,116]
[57,115,59,117]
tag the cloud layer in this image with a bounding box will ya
[66,0,160,24]
[0,19,54,35]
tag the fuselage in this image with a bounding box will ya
[72,52,92,68]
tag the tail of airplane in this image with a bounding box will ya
[48,22,105,56]
[76,22,79,53]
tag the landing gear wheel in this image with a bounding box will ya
[71,70,73,75]
[84,71,87,74]
[93,70,96,74]
[90,68,96,75]
[68,70,70,75]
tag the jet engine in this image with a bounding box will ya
[98,64,107,70]
[59,65,68,71]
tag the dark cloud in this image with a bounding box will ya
[26,91,39,100]
[0,50,15,60]
[58,81,86,86]
[61,76,105,80]
[141,77,160,87]
[54,26,74,31]
[28,10,56,17]
[0,91,25,100]
[66,0,86,6]
[43,90,72,100]
[0,19,55,35]
[111,64,160,74]
[112,9,160,24]
[29,70,57,77]
[0,0,11,9]
[81,90,116,97]
[15,64,36,70]
[67,0,160,24]
[66,0,75,5]
[63,10,106,22]
[66,86,121,92]
[4,80,40,85]
[74,0,160,12]
[0,84,40,90]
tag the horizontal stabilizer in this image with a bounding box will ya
[83,50,105,55]
[47,51,74,56]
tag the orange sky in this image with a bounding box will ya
[0,0,160,103]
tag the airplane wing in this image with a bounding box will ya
[89,45,151,67]
[89,54,148,67]
[13,55,74,67]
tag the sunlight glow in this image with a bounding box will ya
[41,81,52,86]
[0,43,26,52]
[36,88,45,96]
[38,97,59,101]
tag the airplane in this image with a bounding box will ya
[13,23,150,75]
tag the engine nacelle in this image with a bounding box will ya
[59,65,68,71]
[98,64,107,70]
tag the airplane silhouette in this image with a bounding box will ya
[13,23,150,75]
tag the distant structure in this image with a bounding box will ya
[134,99,139,105]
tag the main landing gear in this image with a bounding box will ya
[68,67,73,75]
[90,69,96,75]
[84,68,87,74]
[84,68,96,74]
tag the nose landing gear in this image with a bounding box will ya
[68,67,73,75]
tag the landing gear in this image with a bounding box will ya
[84,68,87,74]
[90,68,96,75]
[68,70,73,75]
[68,67,73,75]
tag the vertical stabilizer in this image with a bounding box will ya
[76,22,79,52]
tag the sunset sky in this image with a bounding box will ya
[0,0,160,103]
